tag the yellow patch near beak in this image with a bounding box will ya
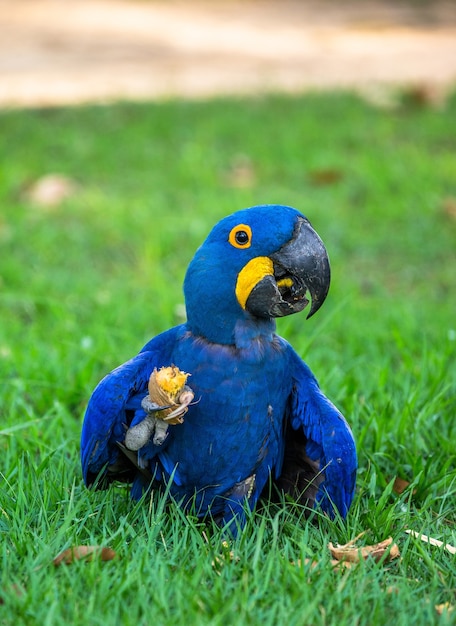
[235,256,274,309]
[277,277,293,289]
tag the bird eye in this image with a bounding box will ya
[229,224,252,249]
[236,231,249,245]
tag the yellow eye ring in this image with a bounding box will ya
[229,224,252,249]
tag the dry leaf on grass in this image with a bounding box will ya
[24,174,78,208]
[294,557,353,571]
[435,603,455,616]
[308,168,344,186]
[291,532,399,572]
[329,535,400,564]
[393,476,412,494]
[401,84,448,109]
[405,530,456,556]
[53,545,116,566]
[442,197,456,220]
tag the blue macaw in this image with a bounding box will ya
[81,204,356,532]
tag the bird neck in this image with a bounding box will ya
[186,314,276,349]
[234,317,277,349]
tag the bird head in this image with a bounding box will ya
[183,205,331,346]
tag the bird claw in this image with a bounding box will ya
[125,385,196,450]
[141,397,173,414]
[140,385,195,420]
[162,394,193,422]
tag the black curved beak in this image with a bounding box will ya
[245,217,331,319]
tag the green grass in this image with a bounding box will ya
[0,91,455,625]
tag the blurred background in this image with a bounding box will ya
[1,0,456,107]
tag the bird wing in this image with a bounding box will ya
[80,326,180,487]
[286,347,357,518]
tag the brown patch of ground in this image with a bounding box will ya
[0,0,455,107]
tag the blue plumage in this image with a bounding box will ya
[81,204,356,532]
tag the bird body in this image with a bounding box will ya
[81,205,356,532]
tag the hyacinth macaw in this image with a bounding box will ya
[81,204,356,532]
